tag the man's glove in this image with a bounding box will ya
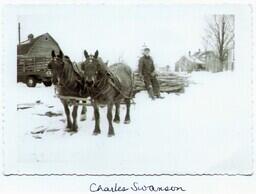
[151,71,157,77]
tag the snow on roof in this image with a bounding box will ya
[182,54,204,65]
[176,49,215,65]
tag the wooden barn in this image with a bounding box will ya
[17,33,61,57]
[17,33,61,87]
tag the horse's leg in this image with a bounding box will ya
[80,101,87,121]
[71,104,78,132]
[107,103,115,137]
[93,103,101,135]
[113,102,120,123]
[62,100,72,129]
[124,98,131,124]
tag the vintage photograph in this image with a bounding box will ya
[2,4,253,175]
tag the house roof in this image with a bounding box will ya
[183,54,204,65]
[17,33,60,56]
[176,49,217,66]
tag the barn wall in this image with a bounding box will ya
[28,34,60,57]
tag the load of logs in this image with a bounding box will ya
[133,71,189,94]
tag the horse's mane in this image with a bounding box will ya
[64,55,70,60]
[63,56,81,85]
[97,57,109,74]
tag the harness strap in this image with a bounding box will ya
[107,79,133,99]
[87,73,109,99]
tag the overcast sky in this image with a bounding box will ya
[17,5,207,69]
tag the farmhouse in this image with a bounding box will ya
[17,33,61,57]
[175,51,206,73]
[175,49,234,73]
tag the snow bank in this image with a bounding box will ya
[4,72,253,175]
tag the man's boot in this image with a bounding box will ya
[156,94,164,99]
[147,86,155,100]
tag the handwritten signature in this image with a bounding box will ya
[89,182,186,192]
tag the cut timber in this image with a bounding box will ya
[133,72,189,94]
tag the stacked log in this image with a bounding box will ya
[133,72,189,94]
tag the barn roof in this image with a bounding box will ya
[17,33,60,56]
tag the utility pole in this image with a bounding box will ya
[18,22,21,44]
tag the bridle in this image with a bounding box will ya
[84,60,111,99]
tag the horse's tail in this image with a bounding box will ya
[130,72,135,98]
[123,64,134,99]
[125,66,135,99]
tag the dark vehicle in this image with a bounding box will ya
[17,32,61,87]
[17,56,52,87]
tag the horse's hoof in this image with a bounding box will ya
[65,127,71,132]
[66,128,77,133]
[124,120,131,124]
[93,131,101,136]
[72,125,78,131]
[69,130,77,135]
[108,133,115,137]
[80,115,87,121]
[113,119,120,124]
[71,129,78,133]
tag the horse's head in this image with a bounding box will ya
[48,50,65,85]
[81,50,102,88]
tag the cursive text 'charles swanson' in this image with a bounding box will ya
[89,182,186,192]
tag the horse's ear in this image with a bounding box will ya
[94,50,99,59]
[59,50,64,59]
[81,63,85,71]
[48,63,52,69]
[84,50,89,59]
[51,50,56,58]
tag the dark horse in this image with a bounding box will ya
[81,50,134,137]
[48,50,88,132]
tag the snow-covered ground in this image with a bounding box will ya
[4,72,252,175]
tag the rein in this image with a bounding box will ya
[87,73,110,99]
[108,78,133,99]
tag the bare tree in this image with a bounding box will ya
[203,15,235,71]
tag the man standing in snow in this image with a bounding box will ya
[138,47,163,99]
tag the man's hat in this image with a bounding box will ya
[144,47,150,52]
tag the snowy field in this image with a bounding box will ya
[4,72,252,175]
